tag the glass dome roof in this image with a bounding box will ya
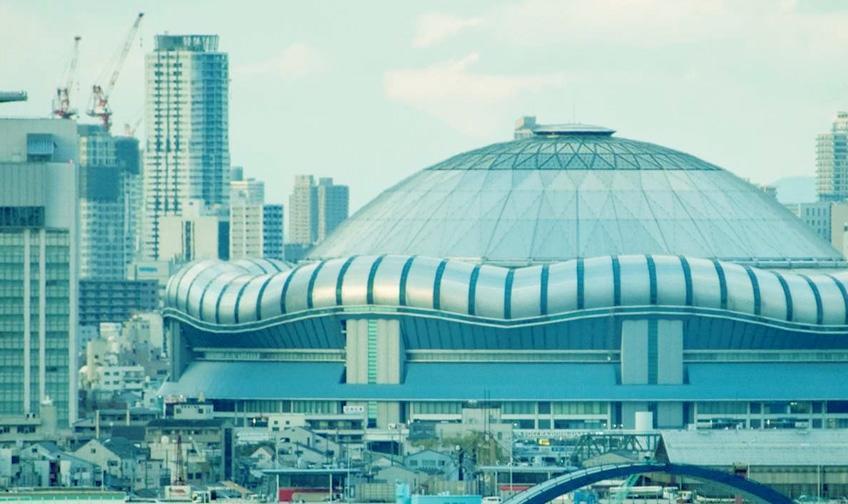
[309,127,842,265]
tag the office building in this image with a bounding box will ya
[288,175,348,246]
[158,200,228,263]
[317,177,349,242]
[0,118,80,425]
[786,201,848,257]
[262,204,284,260]
[78,125,140,280]
[163,119,848,435]
[142,34,230,260]
[816,112,848,202]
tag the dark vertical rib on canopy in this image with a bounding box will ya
[398,256,416,306]
[335,256,358,306]
[540,264,550,316]
[432,259,448,310]
[366,255,386,305]
[504,269,516,319]
[468,265,481,316]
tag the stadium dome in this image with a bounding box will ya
[309,124,841,266]
[161,120,848,435]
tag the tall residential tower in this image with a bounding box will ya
[142,35,230,260]
[816,112,848,202]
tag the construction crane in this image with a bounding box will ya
[87,12,144,131]
[123,110,143,137]
[0,91,27,104]
[52,36,81,119]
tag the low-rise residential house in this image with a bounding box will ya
[73,437,161,491]
[145,418,234,486]
[20,442,99,487]
[404,449,458,479]
[0,447,21,486]
[249,446,276,469]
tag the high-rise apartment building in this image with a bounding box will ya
[317,177,349,242]
[288,175,318,245]
[78,125,140,280]
[142,34,230,260]
[816,112,848,202]
[0,118,79,425]
[288,175,349,246]
[229,203,263,259]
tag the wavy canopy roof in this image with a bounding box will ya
[309,128,841,265]
[165,255,848,331]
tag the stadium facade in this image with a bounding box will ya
[162,122,848,437]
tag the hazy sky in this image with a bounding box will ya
[2,0,847,210]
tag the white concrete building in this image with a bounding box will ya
[158,200,226,262]
[230,176,285,260]
[142,34,230,260]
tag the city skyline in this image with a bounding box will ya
[2,0,848,211]
[2,2,848,499]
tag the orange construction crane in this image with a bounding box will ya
[52,36,81,119]
[87,12,144,131]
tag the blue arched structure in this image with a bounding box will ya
[502,463,791,504]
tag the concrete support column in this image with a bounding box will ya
[376,403,401,429]
[344,319,369,384]
[620,320,648,385]
[620,318,685,429]
[22,231,31,414]
[376,319,404,384]
[344,318,404,385]
[38,229,46,403]
[168,319,191,380]
[657,320,683,385]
